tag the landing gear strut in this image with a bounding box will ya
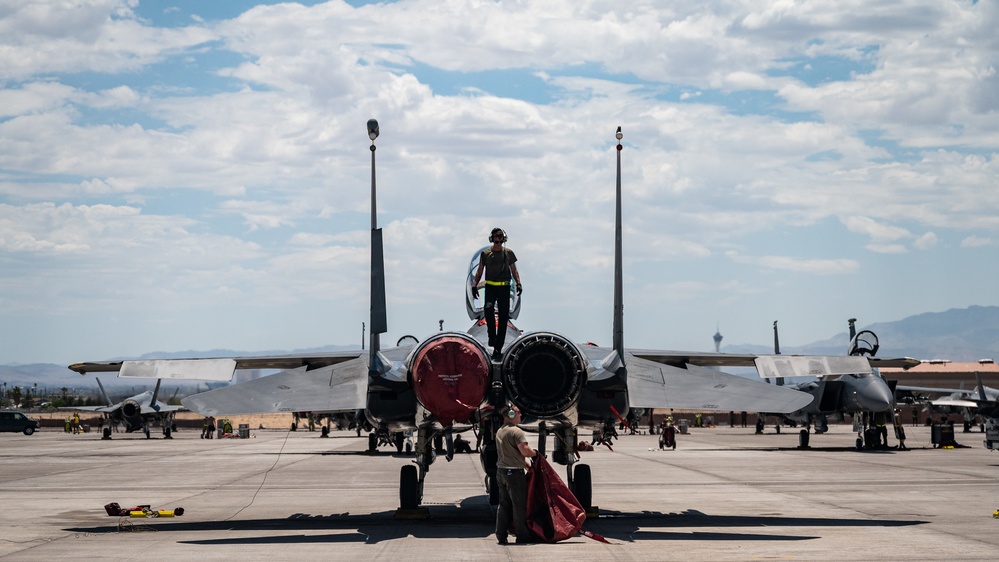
[556,425,592,510]
[398,426,437,510]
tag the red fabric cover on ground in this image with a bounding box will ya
[524,455,586,542]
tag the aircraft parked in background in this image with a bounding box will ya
[897,374,999,451]
[756,318,919,449]
[63,378,183,439]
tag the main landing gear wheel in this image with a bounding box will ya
[486,475,499,505]
[572,464,592,509]
[144,427,151,439]
[368,432,378,452]
[400,465,420,509]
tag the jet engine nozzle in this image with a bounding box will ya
[121,399,142,422]
[502,332,587,417]
[409,332,491,426]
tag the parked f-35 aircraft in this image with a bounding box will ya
[71,124,906,510]
[63,378,183,439]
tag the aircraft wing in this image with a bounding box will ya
[181,357,368,416]
[926,397,980,409]
[869,357,921,369]
[628,349,918,378]
[896,384,970,396]
[59,406,118,413]
[140,403,186,414]
[628,349,919,376]
[69,351,366,379]
[624,355,813,413]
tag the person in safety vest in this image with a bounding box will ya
[494,404,536,545]
[471,227,522,361]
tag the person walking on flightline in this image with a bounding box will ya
[471,227,522,360]
[494,404,537,545]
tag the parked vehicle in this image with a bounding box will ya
[0,411,40,435]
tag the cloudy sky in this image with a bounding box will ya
[2,0,997,365]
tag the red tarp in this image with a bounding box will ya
[524,455,586,543]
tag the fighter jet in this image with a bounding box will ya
[70,124,911,511]
[760,319,918,449]
[63,378,183,439]
[896,374,999,449]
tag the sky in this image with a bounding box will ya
[2,0,998,365]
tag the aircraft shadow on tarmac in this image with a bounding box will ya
[64,502,926,546]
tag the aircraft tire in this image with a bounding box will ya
[144,428,151,439]
[486,475,499,505]
[164,427,172,439]
[368,432,378,452]
[400,465,420,509]
[102,427,112,439]
[573,464,592,509]
[855,437,863,451]
[394,432,405,454]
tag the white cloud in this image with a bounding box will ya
[865,243,908,254]
[2,0,999,362]
[727,251,860,275]
[913,231,938,250]
[961,235,994,248]
[842,216,911,242]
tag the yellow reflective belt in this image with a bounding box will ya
[484,280,509,286]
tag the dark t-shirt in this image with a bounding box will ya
[480,247,517,282]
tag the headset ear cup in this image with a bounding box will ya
[507,408,516,419]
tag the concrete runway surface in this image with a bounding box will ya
[2,422,998,560]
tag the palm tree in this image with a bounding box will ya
[10,386,22,407]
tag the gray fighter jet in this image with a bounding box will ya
[897,373,999,450]
[760,319,918,449]
[70,124,916,510]
[62,377,182,439]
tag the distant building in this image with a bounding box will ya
[880,359,999,390]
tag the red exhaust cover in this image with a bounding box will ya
[411,336,490,425]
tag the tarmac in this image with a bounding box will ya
[2,422,998,561]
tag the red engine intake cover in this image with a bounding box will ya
[411,336,490,426]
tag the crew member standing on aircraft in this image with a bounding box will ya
[471,227,522,360]
[494,404,537,545]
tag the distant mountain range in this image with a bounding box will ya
[722,305,999,361]
[3,306,998,393]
